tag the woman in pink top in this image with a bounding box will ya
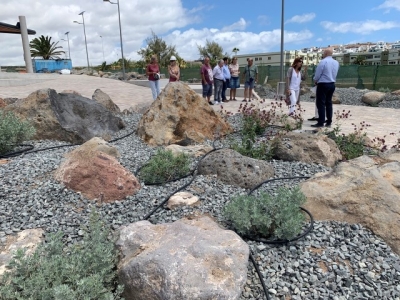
[229,57,240,100]
[168,55,180,82]
[146,56,161,100]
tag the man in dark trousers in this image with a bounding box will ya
[311,49,339,128]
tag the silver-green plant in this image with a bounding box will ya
[0,110,35,155]
[0,210,123,299]
[224,186,306,240]
[139,148,191,184]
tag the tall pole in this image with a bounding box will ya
[65,31,71,59]
[100,35,105,62]
[104,0,125,80]
[116,0,125,79]
[280,0,284,82]
[79,11,90,71]
[19,16,33,73]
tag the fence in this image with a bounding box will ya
[177,65,400,91]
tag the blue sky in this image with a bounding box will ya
[1,0,399,66]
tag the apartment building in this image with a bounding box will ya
[236,48,400,67]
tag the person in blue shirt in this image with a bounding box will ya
[221,57,231,102]
[311,49,339,128]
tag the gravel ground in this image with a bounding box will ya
[255,85,400,109]
[1,112,400,300]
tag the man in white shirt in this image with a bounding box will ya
[213,59,225,104]
[311,49,339,128]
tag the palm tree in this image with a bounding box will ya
[29,35,64,60]
[232,47,240,56]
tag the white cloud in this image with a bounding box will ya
[321,20,400,34]
[164,29,313,60]
[0,0,199,66]
[0,0,313,67]
[286,13,316,24]
[221,18,248,32]
[376,0,400,12]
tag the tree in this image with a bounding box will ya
[197,39,224,61]
[232,47,240,56]
[29,35,64,60]
[353,55,366,65]
[137,31,178,67]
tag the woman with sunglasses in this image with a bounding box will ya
[286,57,308,115]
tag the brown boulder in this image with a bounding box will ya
[301,155,400,254]
[92,89,121,113]
[0,98,5,108]
[55,139,140,202]
[165,144,213,157]
[274,132,342,167]
[137,82,232,146]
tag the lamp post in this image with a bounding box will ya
[73,11,90,71]
[280,0,285,82]
[100,35,105,62]
[61,39,68,59]
[65,31,71,59]
[103,0,125,80]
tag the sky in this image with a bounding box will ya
[1,0,400,67]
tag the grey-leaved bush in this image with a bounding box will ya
[0,210,123,299]
[0,110,35,155]
[224,186,306,240]
[139,148,190,184]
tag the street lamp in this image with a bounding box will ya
[103,0,125,80]
[100,35,105,62]
[277,0,286,97]
[65,31,71,60]
[73,11,90,71]
[61,39,68,59]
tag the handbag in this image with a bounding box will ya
[154,73,160,80]
[285,91,291,105]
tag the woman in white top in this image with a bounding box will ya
[286,57,307,115]
[228,57,240,101]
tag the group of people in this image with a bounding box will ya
[145,55,181,100]
[200,56,259,105]
[145,49,339,128]
[287,48,339,127]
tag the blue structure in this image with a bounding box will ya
[32,59,72,73]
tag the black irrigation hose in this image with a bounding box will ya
[249,251,271,300]
[0,128,138,159]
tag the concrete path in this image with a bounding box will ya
[1,74,399,147]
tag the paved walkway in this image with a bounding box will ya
[1,74,399,147]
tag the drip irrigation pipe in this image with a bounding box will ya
[0,128,137,159]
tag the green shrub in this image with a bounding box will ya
[378,87,391,93]
[0,110,35,155]
[0,211,123,299]
[224,186,306,240]
[140,148,191,184]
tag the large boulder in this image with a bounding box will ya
[92,89,121,113]
[55,138,140,202]
[4,89,124,144]
[274,132,342,167]
[137,82,232,146]
[0,98,5,108]
[0,229,44,278]
[116,215,249,300]
[301,155,400,254]
[362,91,385,106]
[197,148,275,188]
